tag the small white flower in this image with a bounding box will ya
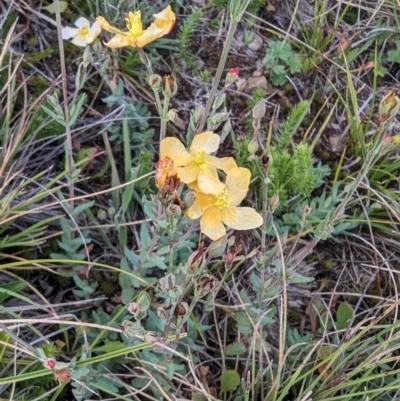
[61,17,101,47]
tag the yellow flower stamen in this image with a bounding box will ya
[214,190,230,209]
[78,26,89,36]
[125,11,143,37]
[193,150,206,165]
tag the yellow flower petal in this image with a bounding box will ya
[190,131,219,154]
[160,137,193,166]
[187,192,214,219]
[197,163,225,194]
[96,16,125,35]
[204,155,237,174]
[221,207,263,230]
[97,6,175,48]
[226,167,251,206]
[153,5,176,29]
[200,206,226,241]
[177,164,199,184]
[103,34,131,48]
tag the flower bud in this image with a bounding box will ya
[270,193,280,213]
[211,112,229,126]
[208,237,227,258]
[54,369,72,383]
[149,74,162,91]
[221,119,232,137]
[174,302,188,317]
[225,67,239,87]
[120,320,143,338]
[301,205,311,217]
[378,91,400,123]
[162,75,178,97]
[225,252,235,269]
[186,247,206,276]
[213,93,226,110]
[184,191,195,209]
[127,302,141,316]
[247,138,259,154]
[193,106,204,123]
[97,209,107,220]
[107,206,116,218]
[157,305,169,319]
[167,204,182,218]
[195,274,218,298]
[262,153,271,170]
[166,109,179,123]
[252,99,266,120]
[142,331,160,344]
[45,358,56,369]
[82,46,93,68]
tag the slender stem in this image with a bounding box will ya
[197,18,239,134]
[54,0,74,211]
[138,48,166,142]
[160,97,170,143]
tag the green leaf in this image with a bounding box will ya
[289,56,302,74]
[94,376,119,394]
[220,370,240,393]
[287,272,314,284]
[235,312,252,335]
[0,281,27,303]
[269,41,292,62]
[92,341,126,354]
[192,394,208,401]
[336,301,353,330]
[43,1,68,14]
[387,47,400,63]
[225,342,246,356]
[271,73,287,86]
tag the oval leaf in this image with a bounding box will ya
[220,370,240,393]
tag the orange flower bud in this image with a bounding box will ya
[155,156,179,192]
[54,369,72,383]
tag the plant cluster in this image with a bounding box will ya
[2,1,400,401]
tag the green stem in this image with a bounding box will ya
[138,48,164,139]
[197,18,239,134]
[160,97,170,143]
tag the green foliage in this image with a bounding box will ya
[177,8,203,69]
[263,40,302,86]
[246,88,267,109]
[269,101,330,209]
[102,82,155,155]
[212,0,264,13]
[50,197,94,272]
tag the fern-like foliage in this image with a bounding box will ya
[177,8,202,69]
[268,101,330,211]
[290,144,317,197]
[275,100,309,153]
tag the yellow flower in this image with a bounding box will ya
[187,167,263,241]
[97,6,175,48]
[160,131,237,194]
[62,17,101,47]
